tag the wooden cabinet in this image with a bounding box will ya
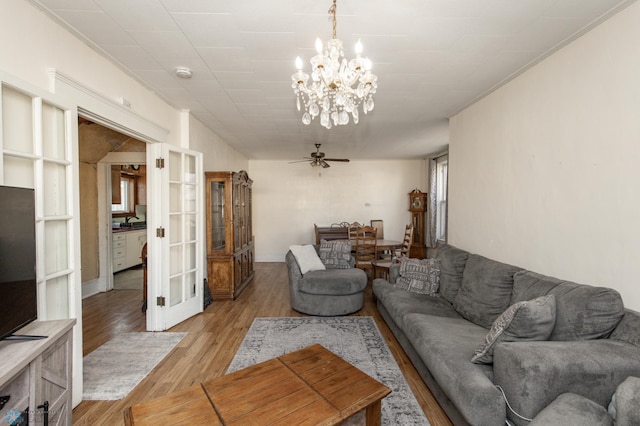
[0,319,75,426]
[205,171,254,299]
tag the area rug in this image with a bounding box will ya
[83,332,187,400]
[228,317,429,425]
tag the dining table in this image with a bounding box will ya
[337,239,403,257]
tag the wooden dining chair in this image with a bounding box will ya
[353,226,378,281]
[347,221,364,240]
[373,224,414,280]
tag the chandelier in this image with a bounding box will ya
[291,0,378,129]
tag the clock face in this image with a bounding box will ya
[411,196,422,209]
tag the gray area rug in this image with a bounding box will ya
[228,316,429,425]
[83,332,187,400]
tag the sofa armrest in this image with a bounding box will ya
[493,340,640,426]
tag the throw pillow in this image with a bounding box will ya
[471,294,556,364]
[318,239,352,269]
[394,258,441,295]
[289,244,326,275]
[436,245,470,304]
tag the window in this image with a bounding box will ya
[435,156,448,241]
[112,176,134,213]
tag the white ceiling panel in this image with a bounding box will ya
[30,0,637,160]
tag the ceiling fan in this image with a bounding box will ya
[290,144,350,168]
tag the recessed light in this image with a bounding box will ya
[176,67,192,79]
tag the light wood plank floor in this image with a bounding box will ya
[74,262,453,426]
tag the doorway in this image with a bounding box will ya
[78,119,147,308]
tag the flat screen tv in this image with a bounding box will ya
[0,185,38,340]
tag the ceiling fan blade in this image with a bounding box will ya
[321,160,330,168]
[288,157,313,163]
[324,158,350,162]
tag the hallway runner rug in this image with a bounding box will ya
[227,316,429,425]
[83,332,187,400]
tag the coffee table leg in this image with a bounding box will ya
[365,400,382,426]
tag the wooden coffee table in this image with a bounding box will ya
[125,343,391,425]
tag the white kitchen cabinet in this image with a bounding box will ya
[112,229,147,273]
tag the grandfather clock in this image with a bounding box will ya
[408,189,427,258]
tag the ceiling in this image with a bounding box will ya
[31,0,633,161]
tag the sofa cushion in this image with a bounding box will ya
[403,313,507,425]
[511,270,625,341]
[318,239,352,269]
[435,244,469,304]
[373,279,461,329]
[289,244,326,274]
[395,258,441,295]
[471,294,556,364]
[299,269,367,296]
[609,376,640,426]
[531,393,613,426]
[610,310,640,348]
[453,254,522,328]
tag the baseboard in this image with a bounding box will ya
[82,279,101,299]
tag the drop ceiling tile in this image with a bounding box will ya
[228,0,295,32]
[94,0,177,31]
[197,47,253,72]
[128,31,198,62]
[131,69,182,89]
[171,13,243,47]
[101,45,162,70]
[160,0,231,13]
[52,10,137,45]
[45,0,101,10]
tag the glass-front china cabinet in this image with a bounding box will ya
[205,170,254,299]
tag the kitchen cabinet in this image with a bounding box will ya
[112,229,147,272]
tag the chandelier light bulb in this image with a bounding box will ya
[290,0,378,129]
[355,39,363,55]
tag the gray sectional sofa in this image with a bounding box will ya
[373,244,640,425]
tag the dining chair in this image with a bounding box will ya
[353,226,378,281]
[373,224,414,280]
[347,221,364,240]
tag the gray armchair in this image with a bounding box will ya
[285,250,367,316]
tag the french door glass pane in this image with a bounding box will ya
[43,162,67,216]
[187,213,196,241]
[170,245,183,276]
[42,103,66,160]
[187,272,196,298]
[45,220,68,275]
[2,86,33,154]
[45,275,69,320]
[3,156,34,187]
[185,184,196,212]
[186,242,196,270]
[170,276,183,306]
[169,182,181,213]
[170,214,182,244]
[169,151,181,181]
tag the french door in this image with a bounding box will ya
[0,74,82,405]
[146,143,204,331]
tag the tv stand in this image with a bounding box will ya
[2,334,47,341]
[0,320,75,425]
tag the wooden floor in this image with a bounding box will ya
[74,262,453,426]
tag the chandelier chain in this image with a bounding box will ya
[329,0,337,39]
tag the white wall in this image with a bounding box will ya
[449,2,640,310]
[250,159,426,261]
[189,117,248,171]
